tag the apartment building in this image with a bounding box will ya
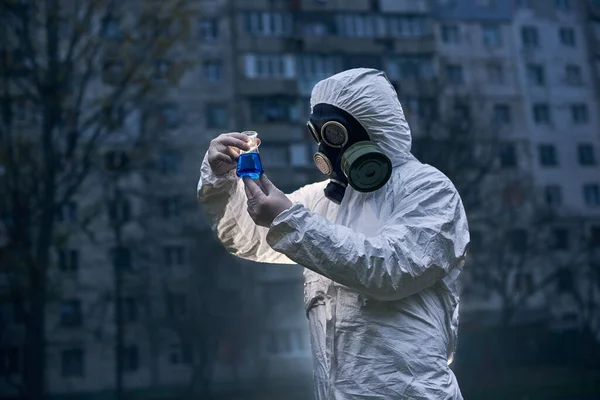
[434,0,600,339]
[586,1,600,102]
[2,0,600,398]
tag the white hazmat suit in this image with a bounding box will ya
[197,68,469,399]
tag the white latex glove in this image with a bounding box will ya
[207,132,253,176]
[243,174,293,228]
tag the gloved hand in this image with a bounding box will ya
[243,174,293,228]
[207,132,252,176]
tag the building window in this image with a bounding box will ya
[499,143,517,168]
[289,143,310,167]
[344,55,382,71]
[170,343,193,365]
[504,185,525,208]
[301,20,330,36]
[482,24,502,47]
[57,201,78,222]
[122,345,139,372]
[161,196,181,219]
[166,293,187,318]
[571,104,588,124]
[197,18,219,41]
[152,60,170,81]
[565,64,582,85]
[249,96,299,123]
[578,144,596,166]
[556,268,573,293]
[487,63,505,84]
[555,0,572,11]
[550,228,569,250]
[11,97,35,123]
[108,198,131,224]
[146,17,174,39]
[446,64,464,85]
[493,104,511,125]
[539,144,558,167]
[336,14,378,38]
[104,151,129,171]
[386,56,434,80]
[123,297,137,323]
[463,187,482,211]
[508,229,528,253]
[0,347,19,375]
[244,54,296,79]
[103,104,125,129]
[386,15,428,38]
[591,226,600,247]
[205,103,228,129]
[559,27,576,47]
[265,329,295,355]
[156,103,180,129]
[515,272,534,293]
[112,247,132,271]
[202,60,223,83]
[533,103,551,124]
[158,151,181,175]
[527,64,545,86]
[260,144,289,167]
[401,97,435,121]
[521,26,539,48]
[469,230,483,253]
[102,16,121,39]
[441,24,460,43]
[297,54,341,79]
[583,184,600,206]
[60,300,82,327]
[164,246,185,267]
[452,103,471,129]
[61,349,84,377]
[544,185,563,206]
[57,249,79,272]
[244,11,292,37]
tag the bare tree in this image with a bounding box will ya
[406,80,563,327]
[0,1,192,398]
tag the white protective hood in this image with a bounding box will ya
[198,68,470,399]
[310,68,412,166]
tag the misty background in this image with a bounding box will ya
[1,0,600,399]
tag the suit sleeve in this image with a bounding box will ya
[197,152,319,264]
[265,172,470,301]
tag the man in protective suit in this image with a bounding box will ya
[198,68,469,399]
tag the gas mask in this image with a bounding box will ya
[307,103,392,204]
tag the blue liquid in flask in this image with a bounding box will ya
[236,153,263,179]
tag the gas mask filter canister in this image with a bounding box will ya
[307,104,392,204]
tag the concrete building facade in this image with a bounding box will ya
[1,0,600,398]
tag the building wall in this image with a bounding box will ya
[2,0,600,398]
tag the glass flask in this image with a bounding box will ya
[236,131,264,179]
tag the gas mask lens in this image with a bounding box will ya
[321,121,348,148]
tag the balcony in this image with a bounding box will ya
[379,0,430,14]
[236,35,292,53]
[246,123,305,142]
[238,79,299,96]
[589,2,600,19]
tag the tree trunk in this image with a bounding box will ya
[112,189,125,400]
[23,272,46,400]
[114,259,123,400]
